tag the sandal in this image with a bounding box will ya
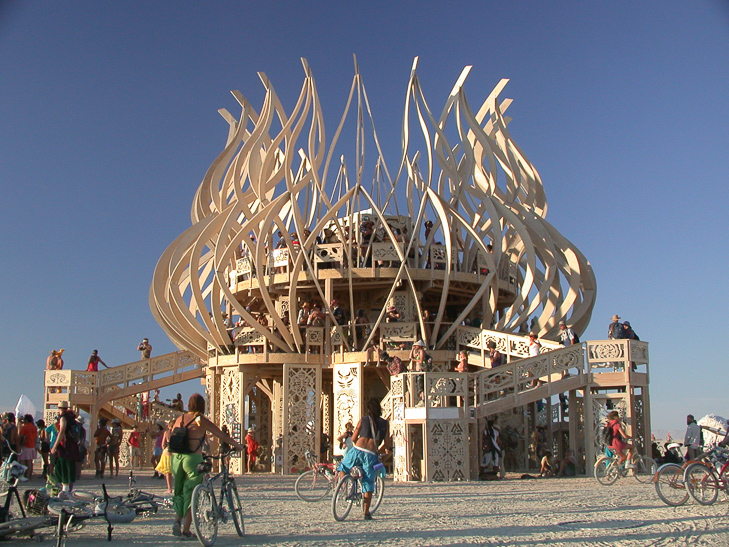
[172,521,181,537]
[181,531,194,539]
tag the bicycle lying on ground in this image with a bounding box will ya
[594,448,656,486]
[295,450,339,502]
[191,448,244,546]
[331,462,385,521]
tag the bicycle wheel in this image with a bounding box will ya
[224,481,244,537]
[46,501,94,518]
[684,463,719,506]
[295,469,333,502]
[594,457,619,485]
[331,475,355,522]
[632,456,657,483]
[0,516,54,536]
[369,474,385,515]
[191,484,217,547]
[654,463,688,506]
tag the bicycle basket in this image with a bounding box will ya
[350,466,363,479]
[23,489,50,515]
[197,460,213,474]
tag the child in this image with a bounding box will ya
[539,451,553,477]
[456,350,468,373]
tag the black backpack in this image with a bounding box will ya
[601,424,614,446]
[572,331,580,344]
[168,415,196,454]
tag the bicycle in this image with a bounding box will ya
[331,462,385,521]
[593,447,656,485]
[191,448,244,546]
[0,448,57,541]
[683,444,729,506]
[295,450,338,502]
[653,442,713,506]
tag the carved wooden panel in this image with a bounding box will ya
[220,366,243,474]
[426,420,469,481]
[333,362,361,449]
[283,364,321,473]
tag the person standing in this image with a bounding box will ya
[150,423,165,478]
[37,419,50,478]
[487,341,503,368]
[128,425,142,470]
[107,418,122,477]
[45,420,59,477]
[608,315,625,340]
[50,401,81,497]
[245,428,259,473]
[18,415,37,479]
[336,398,389,520]
[1,413,19,462]
[622,321,640,340]
[86,350,109,372]
[93,418,111,478]
[155,419,174,493]
[558,321,577,346]
[169,394,244,539]
[482,418,502,474]
[137,338,152,359]
[528,332,541,357]
[75,417,87,481]
[684,414,702,461]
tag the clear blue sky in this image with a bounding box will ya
[1,1,728,433]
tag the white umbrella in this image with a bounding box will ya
[14,394,37,420]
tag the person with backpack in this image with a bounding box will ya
[604,410,635,468]
[1,413,19,463]
[608,315,625,340]
[169,393,244,539]
[50,401,82,498]
[558,321,578,346]
[684,414,702,460]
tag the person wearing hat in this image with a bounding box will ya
[245,428,259,473]
[608,315,625,340]
[385,306,400,323]
[108,418,123,477]
[137,338,152,359]
[558,321,577,346]
[50,401,82,497]
[622,321,639,341]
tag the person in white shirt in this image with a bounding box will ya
[684,414,702,460]
[558,321,576,346]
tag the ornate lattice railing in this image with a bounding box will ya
[586,340,649,371]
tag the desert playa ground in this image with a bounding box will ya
[9,472,729,546]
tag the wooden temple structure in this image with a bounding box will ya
[44,58,650,478]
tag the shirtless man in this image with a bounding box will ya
[336,398,389,520]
